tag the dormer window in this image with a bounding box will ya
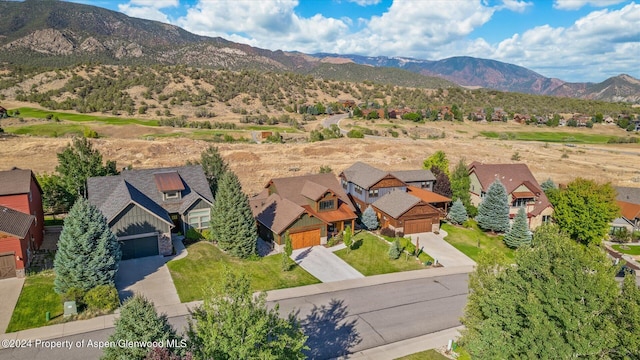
[319,199,335,211]
[164,191,180,200]
[369,189,379,197]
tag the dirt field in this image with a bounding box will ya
[1,118,639,195]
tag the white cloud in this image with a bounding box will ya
[128,0,178,8]
[553,0,626,10]
[492,2,640,80]
[345,0,382,5]
[118,4,172,23]
[175,0,350,54]
[499,0,533,13]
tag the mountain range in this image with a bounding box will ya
[0,0,638,103]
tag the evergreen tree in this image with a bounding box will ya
[448,199,468,225]
[210,171,257,258]
[450,158,471,209]
[431,166,453,198]
[476,179,510,233]
[423,150,449,176]
[200,146,228,197]
[56,137,118,200]
[187,271,308,359]
[361,205,379,230]
[54,198,121,294]
[102,295,184,360]
[503,207,531,248]
[540,178,556,193]
[388,239,401,259]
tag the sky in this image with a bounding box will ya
[66,0,640,83]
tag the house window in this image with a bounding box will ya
[188,209,210,229]
[369,189,379,197]
[165,191,179,200]
[355,186,363,194]
[513,198,529,207]
[342,180,348,190]
[421,182,427,189]
[542,215,551,224]
[319,200,335,211]
[480,191,486,198]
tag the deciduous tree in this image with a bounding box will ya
[547,178,619,245]
[54,198,120,294]
[476,179,510,233]
[431,167,453,199]
[187,271,307,359]
[209,171,257,258]
[422,150,449,176]
[450,159,471,210]
[38,173,74,214]
[343,225,353,253]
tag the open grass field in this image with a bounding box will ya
[167,241,319,302]
[334,232,430,275]
[480,130,616,144]
[442,222,515,262]
[6,122,87,137]
[612,244,640,255]
[13,107,159,126]
[6,270,63,333]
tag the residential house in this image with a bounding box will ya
[610,186,640,234]
[87,166,214,260]
[250,173,357,250]
[340,100,356,109]
[468,162,553,230]
[437,106,453,121]
[604,116,615,125]
[469,108,486,122]
[339,162,449,234]
[512,114,531,124]
[0,168,45,278]
[491,108,507,122]
[572,114,591,127]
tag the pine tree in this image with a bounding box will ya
[448,199,468,225]
[102,295,184,360]
[541,178,556,193]
[476,179,510,233]
[431,166,453,198]
[503,207,531,248]
[388,239,401,259]
[210,171,257,258]
[361,205,379,230]
[200,146,228,197]
[54,198,121,294]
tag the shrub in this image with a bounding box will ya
[380,227,396,238]
[396,230,404,238]
[404,240,416,255]
[388,239,401,259]
[347,129,364,138]
[201,229,212,241]
[84,285,120,311]
[186,227,203,242]
[83,128,98,138]
[64,287,86,308]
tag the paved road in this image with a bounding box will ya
[0,273,468,360]
[322,113,349,134]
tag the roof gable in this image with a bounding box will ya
[340,162,388,189]
[372,190,422,219]
[391,170,436,183]
[268,173,354,211]
[253,194,306,235]
[300,180,331,201]
[153,172,185,192]
[0,168,39,196]
[616,186,640,205]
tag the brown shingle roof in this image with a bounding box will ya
[391,170,436,183]
[372,190,421,219]
[0,206,34,238]
[253,194,306,235]
[0,168,36,196]
[468,162,551,216]
[300,180,330,201]
[340,162,388,189]
[153,172,185,192]
[268,173,355,211]
[616,186,640,204]
[407,186,451,204]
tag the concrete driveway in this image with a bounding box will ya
[115,255,181,308]
[409,229,476,268]
[291,246,364,283]
[0,277,24,333]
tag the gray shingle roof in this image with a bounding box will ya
[87,165,213,224]
[615,186,640,204]
[391,170,436,183]
[340,162,388,189]
[0,206,34,238]
[372,190,421,219]
[0,168,36,196]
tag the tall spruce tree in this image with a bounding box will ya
[102,295,184,360]
[54,198,120,294]
[503,207,531,248]
[210,171,257,258]
[200,146,228,197]
[476,179,510,233]
[431,166,453,198]
[448,199,468,225]
[540,178,556,193]
[361,205,379,230]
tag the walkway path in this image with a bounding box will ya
[0,277,24,334]
[409,229,476,268]
[291,245,364,282]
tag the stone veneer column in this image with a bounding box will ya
[159,233,173,256]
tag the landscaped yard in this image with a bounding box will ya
[395,349,451,360]
[12,107,159,126]
[334,232,432,276]
[167,241,320,302]
[612,244,640,255]
[6,270,63,332]
[442,222,515,262]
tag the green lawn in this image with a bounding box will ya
[6,123,87,137]
[167,242,320,302]
[480,131,613,144]
[13,107,158,126]
[442,222,515,262]
[612,244,640,255]
[395,349,450,360]
[334,232,431,276]
[6,270,63,333]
